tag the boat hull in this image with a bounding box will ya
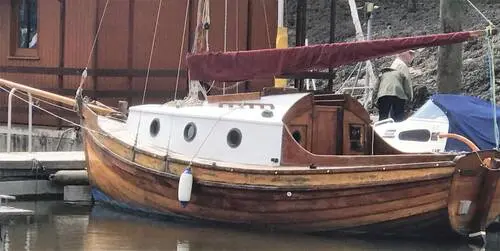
[84,130,455,236]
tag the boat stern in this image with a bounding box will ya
[448,150,500,238]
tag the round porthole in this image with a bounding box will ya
[150,118,160,137]
[227,128,242,148]
[292,130,302,143]
[183,122,197,142]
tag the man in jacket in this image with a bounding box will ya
[373,50,415,122]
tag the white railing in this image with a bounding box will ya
[7,88,33,153]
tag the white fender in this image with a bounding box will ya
[178,167,193,208]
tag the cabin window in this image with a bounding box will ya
[183,122,197,142]
[10,0,38,58]
[292,130,302,143]
[149,118,160,137]
[398,129,431,142]
[349,124,363,152]
[227,128,242,148]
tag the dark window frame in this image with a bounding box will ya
[10,0,39,59]
[227,128,242,148]
[183,122,197,142]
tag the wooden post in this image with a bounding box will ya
[327,0,336,91]
[437,0,463,94]
[294,0,307,90]
[58,0,66,128]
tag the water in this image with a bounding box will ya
[2,201,500,251]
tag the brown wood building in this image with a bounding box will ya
[0,0,277,126]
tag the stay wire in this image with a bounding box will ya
[142,0,164,105]
[174,0,190,100]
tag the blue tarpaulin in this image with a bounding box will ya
[431,94,500,152]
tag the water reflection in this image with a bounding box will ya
[1,201,500,251]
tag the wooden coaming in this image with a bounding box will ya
[206,92,261,103]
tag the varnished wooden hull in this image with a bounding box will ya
[86,140,453,236]
[81,105,500,238]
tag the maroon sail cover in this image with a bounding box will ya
[187,30,482,82]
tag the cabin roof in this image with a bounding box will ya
[129,92,310,125]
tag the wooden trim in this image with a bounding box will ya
[336,107,344,155]
[7,55,40,61]
[206,92,261,103]
[0,66,187,77]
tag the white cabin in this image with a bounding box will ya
[98,93,310,166]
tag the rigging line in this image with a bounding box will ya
[2,89,76,113]
[189,108,236,165]
[235,0,239,51]
[486,32,499,149]
[142,0,164,105]
[79,0,111,90]
[260,0,272,48]
[174,0,191,100]
[165,116,174,164]
[224,0,228,52]
[0,86,107,137]
[464,0,494,26]
[223,0,228,95]
[211,82,241,91]
[235,0,239,93]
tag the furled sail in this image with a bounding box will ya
[187,30,484,82]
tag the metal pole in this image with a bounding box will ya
[7,88,17,153]
[327,0,336,91]
[277,0,284,27]
[364,3,373,96]
[28,93,33,153]
[295,0,307,90]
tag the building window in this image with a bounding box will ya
[11,0,38,58]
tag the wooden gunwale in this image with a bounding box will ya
[91,123,457,174]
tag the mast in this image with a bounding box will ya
[192,0,209,54]
[186,0,210,102]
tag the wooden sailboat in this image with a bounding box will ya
[1,0,499,242]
